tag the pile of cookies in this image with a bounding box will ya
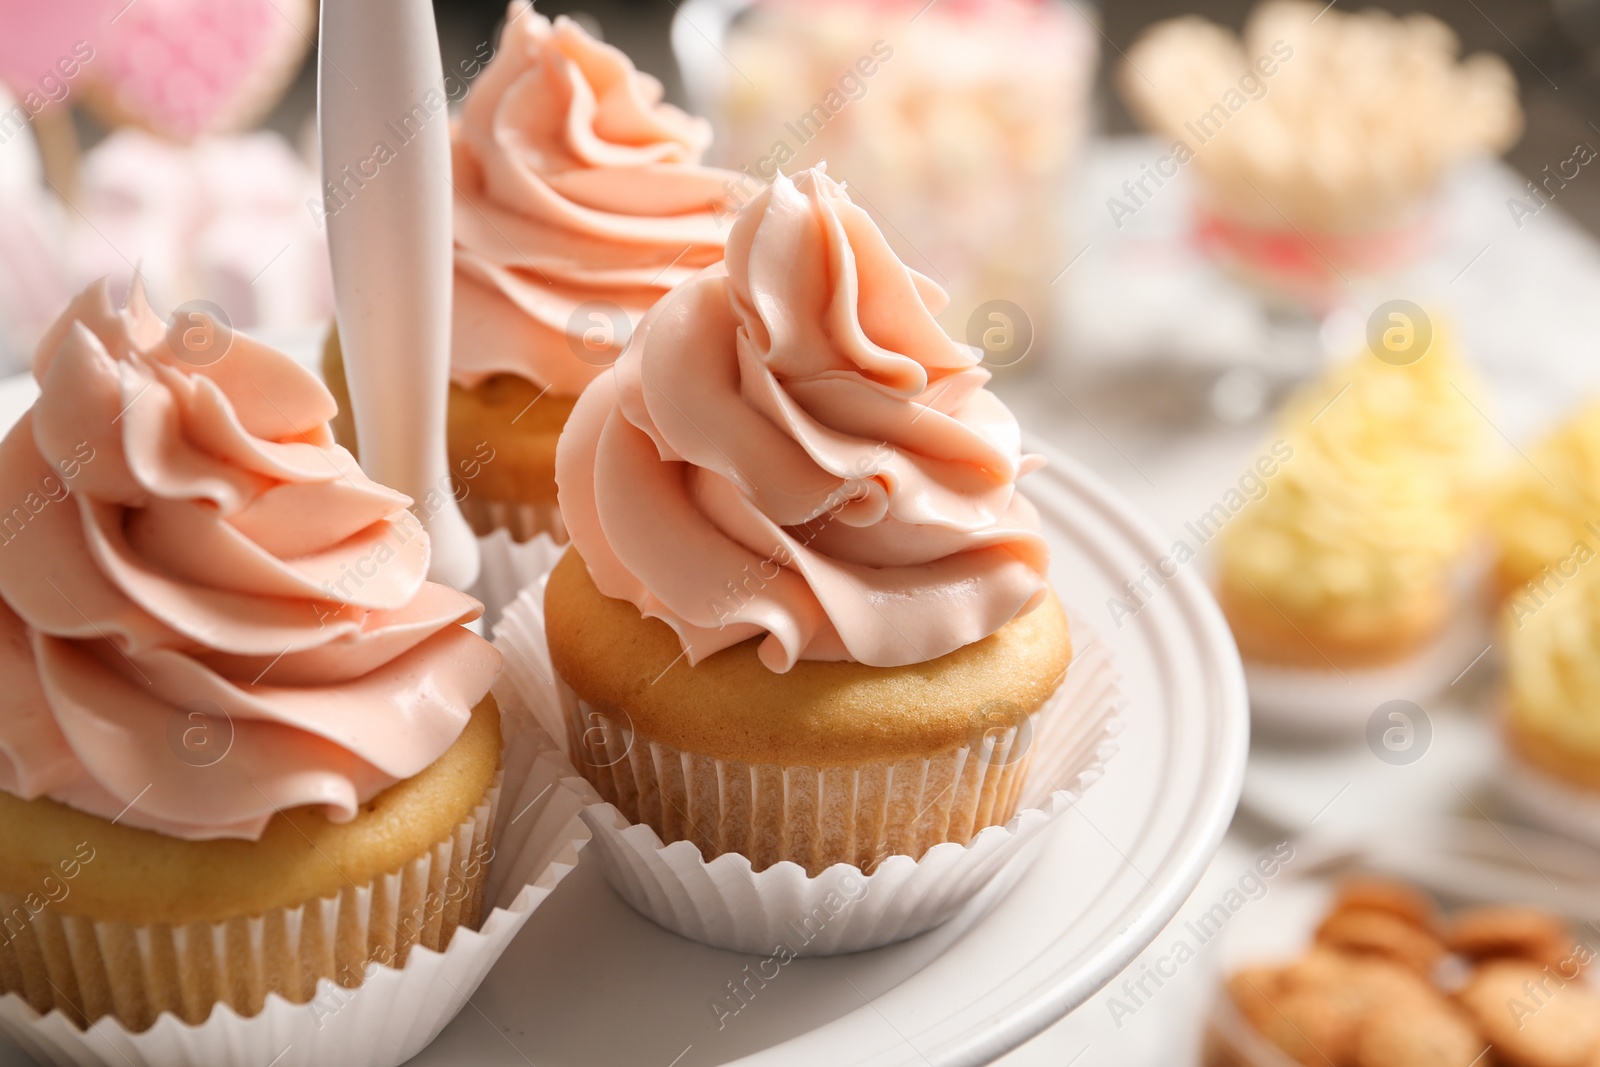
[1209,878,1599,1067]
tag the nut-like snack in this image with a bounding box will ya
[1447,906,1581,975]
[1227,965,1290,1036]
[1316,908,1449,975]
[1253,988,1358,1067]
[1220,882,1600,1067]
[1330,877,1439,931]
[1459,960,1600,1067]
[1354,997,1485,1067]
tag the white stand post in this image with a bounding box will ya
[318,0,480,590]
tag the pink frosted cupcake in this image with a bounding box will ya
[544,167,1073,875]
[325,1,739,543]
[0,280,502,1031]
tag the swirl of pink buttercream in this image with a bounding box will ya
[0,280,499,840]
[451,2,740,394]
[557,167,1050,672]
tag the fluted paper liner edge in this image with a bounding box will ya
[493,540,1122,955]
[0,695,594,1067]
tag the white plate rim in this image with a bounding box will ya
[729,434,1250,1066]
[0,373,1248,1067]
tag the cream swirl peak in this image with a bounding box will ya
[452,2,738,394]
[557,167,1050,672]
[0,280,499,840]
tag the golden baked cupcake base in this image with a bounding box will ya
[545,548,1073,875]
[1506,711,1600,794]
[0,697,504,1032]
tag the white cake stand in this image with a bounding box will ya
[0,378,1248,1065]
[407,435,1250,1066]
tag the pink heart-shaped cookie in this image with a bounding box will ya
[80,0,316,141]
[0,0,109,99]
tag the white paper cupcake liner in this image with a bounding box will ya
[492,544,1122,956]
[0,696,594,1067]
[459,496,566,546]
[471,525,568,632]
[1243,570,1493,740]
[561,686,1038,875]
[2,783,501,1033]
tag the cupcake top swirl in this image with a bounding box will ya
[557,166,1050,672]
[1220,332,1485,613]
[451,2,736,395]
[0,281,499,840]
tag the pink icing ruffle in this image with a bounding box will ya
[451,3,739,394]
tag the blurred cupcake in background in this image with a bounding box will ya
[326,2,738,545]
[1504,558,1600,797]
[73,128,333,333]
[1490,401,1600,606]
[701,0,1096,363]
[1217,322,1488,669]
[0,0,330,364]
[0,84,72,375]
[1121,0,1521,311]
[73,0,316,143]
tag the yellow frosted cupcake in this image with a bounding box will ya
[547,167,1070,876]
[0,281,501,1031]
[325,2,736,542]
[1217,325,1487,667]
[1504,561,1600,793]
[1490,401,1600,607]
